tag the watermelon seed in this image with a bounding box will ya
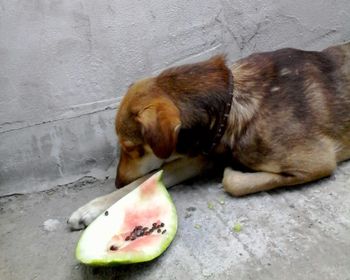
[110,245,118,251]
[104,211,109,216]
[162,229,166,234]
[124,223,163,242]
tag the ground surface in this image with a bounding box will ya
[1,162,350,280]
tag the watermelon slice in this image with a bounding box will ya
[75,171,178,265]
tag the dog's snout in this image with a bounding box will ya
[115,176,125,189]
[115,167,131,189]
[115,177,121,189]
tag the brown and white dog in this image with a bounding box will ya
[69,42,350,230]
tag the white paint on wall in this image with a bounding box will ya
[1,0,350,195]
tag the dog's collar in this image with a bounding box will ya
[202,71,234,155]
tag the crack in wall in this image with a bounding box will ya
[0,103,119,135]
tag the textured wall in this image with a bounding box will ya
[1,0,350,195]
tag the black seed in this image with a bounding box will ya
[130,236,136,241]
[152,223,157,227]
[143,227,149,231]
[104,211,109,216]
[145,231,150,235]
[162,229,166,234]
[110,245,118,251]
[125,236,130,241]
[157,229,161,233]
[160,223,164,227]
[136,225,143,230]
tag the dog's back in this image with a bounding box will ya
[322,42,350,161]
[228,42,350,170]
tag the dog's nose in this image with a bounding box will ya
[115,176,127,189]
[115,177,122,189]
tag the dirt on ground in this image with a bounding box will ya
[1,163,350,280]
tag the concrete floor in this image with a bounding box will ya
[1,162,350,280]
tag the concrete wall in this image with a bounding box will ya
[1,0,350,195]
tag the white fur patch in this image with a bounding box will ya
[280,68,292,76]
[270,86,280,92]
[137,150,164,175]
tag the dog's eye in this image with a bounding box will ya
[124,145,145,158]
[123,143,136,153]
[121,141,145,157]
[123,140,135,148]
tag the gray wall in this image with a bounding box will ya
[1,0,350,195]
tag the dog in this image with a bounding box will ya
[68,41,350,230]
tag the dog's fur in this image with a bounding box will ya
[68,42,350,229]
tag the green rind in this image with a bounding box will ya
[75,171,178,266]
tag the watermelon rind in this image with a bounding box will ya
[75,171,178,266]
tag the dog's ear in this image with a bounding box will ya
[136,98,181,159]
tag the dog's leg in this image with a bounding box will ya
[222,154,337,197]
[68,156,210,230]
[67,176,150,230]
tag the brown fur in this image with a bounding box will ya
[115,42,350,196]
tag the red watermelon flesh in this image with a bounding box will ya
[75,171,178,265]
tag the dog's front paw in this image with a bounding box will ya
[67,198,107,230]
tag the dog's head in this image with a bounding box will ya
[115,78,181,187]
[115,55,231,188]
